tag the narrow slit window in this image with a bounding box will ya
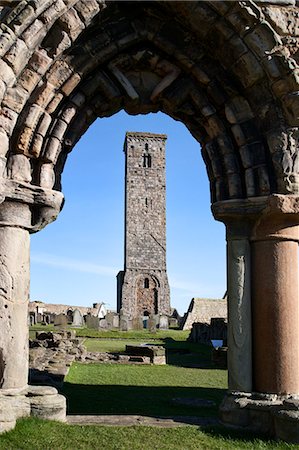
[144,278,149,288]
[143,154,152,168]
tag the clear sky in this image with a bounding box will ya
[30,111,226,315]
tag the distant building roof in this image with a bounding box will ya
[182,297,227,331]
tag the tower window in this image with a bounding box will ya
[143,154,152,168]
[145,143,149,151]
[144,278,149,288]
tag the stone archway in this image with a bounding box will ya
[0,0,298,440]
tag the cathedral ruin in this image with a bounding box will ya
[117,132,171,328]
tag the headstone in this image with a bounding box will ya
[85,315,99,330]
[120,314,129,331]
[159,315,169,330]
[148,315,157,333]
[54,314,67,329]
[105,312,114,329]
[132,316,143,330]
[112,314,119,328]
[72,309,83,327]
[99,319,108,329]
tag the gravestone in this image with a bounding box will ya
[113,314,119,329]
[54,314,67,329]
[133,317,143,330]
[148,315,157,333]
[105,312,114,329]
[120,314,129,331]
[85,315,99,330]
[99,319,108,329]
[159,315,169,330]
[72,309,83,327]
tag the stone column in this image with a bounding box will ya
[251,195,299,394]
[226,225,252,393]
[0,184,65,433]
[0,202,31,392]
[213,200,256,394]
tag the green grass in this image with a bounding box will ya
[62,363,227,417]
[75,328,189,340]
[19,328,296,448]
[1,359,297,449]
[0,417,297,450]
[29,325,190,341]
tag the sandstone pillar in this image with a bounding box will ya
[0,202,31,392]
[251,195,299,394]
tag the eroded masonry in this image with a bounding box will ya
[117,132,170,329]
[0,0,298,442]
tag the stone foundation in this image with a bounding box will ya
[220,392,299,443]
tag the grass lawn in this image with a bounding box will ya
[75,328,190,341]
[18,328,297,449]
[0,417,297,450]
[29,325,189,341]
[62,363,227,417]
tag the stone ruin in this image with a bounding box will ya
[29,330,166,388]
[188,318,228,346]
[188,318,228,369]
[0,0,298,442]
[29,330,86,387]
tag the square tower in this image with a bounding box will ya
[117,132,171,326]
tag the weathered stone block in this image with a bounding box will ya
[22,19,46,50]
[74,0,101,24]
[0,58,15,86]
[29,50,52,76]
[7,153,31,182]
[232,52,264,88]
[58,8,85,41]
[30,393,66,422]
[2,85,28,113]
[4,38,30,75]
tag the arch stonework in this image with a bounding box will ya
[0,0,298,440]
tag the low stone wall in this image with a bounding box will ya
[188,318,227,345]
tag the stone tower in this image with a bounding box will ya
[117,132,171,327]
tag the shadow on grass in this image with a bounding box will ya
[163,339,219,369]
[62,383,226,419]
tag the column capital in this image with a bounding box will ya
[212,195,299,242]
[0,179,64,232]
[252,194,299,242]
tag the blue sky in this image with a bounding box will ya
[30,111,226,315]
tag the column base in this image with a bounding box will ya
[220,392,299,443]
[0,385,66,433]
